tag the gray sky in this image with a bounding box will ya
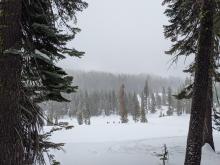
[58,0,193,77]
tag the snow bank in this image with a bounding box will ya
[201,144,220,165]
[45,115,220,165]
[47,114,189,143]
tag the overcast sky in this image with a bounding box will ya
[58,0,193,78]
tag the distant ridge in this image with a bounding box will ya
[66,70,183,93]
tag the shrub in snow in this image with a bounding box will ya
[76,111,83,125]
[156,144,169,165]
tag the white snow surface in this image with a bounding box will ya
[45,110,220,165]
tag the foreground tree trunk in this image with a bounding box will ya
[203,79,215,150]
[0,0,24,164]
[184,0,214,165]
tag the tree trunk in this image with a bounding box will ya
[0,0,24,164]
[202,25,215,150]
[203,72,215,150]
[184,0,214,165]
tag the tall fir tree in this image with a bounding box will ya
[0,1,24,164]
[156,92,162,109]
[203,79,215,150]
[83,91,91,125]
[167,87,173,116]
[132,93,140,122]
[163,0,215,163]
[0,0,88,164]
[119,84,128,123]
[143,80,150,112]
[162,87,166,106]
[185,2,214,161]
[111,90,118,114]
[140,92,148,123]
[76,110,83,125]
[150,93,156,113]
[176,99,182,116]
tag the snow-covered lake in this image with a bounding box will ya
[45,113,220,165]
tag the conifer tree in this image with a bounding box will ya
[0,0,87,164]
[76,110,83,125]
[126,92,133,114]
[185,2,214,160]
[150,93,156,113]
[112,90,118,114]
[203,79,215,150]
[83,91,91,125]
[140,92,148,123]
[163,0,215,163]
[156,92,162,109]
[176,99,182,116]
[167,87,173,116]
[162,87,166,106]
[0,1,24,164]
[143,80,150,112]
[119,84,128,123]
[55,116,59,125]
[132,93,140,122]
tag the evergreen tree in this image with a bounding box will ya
[112,90,118,114]
[55,116,59,125]
[103,92,110,116]
[140,92,148,123]
[203,79,215,150]
[83,91,91,125]
[176,99,182,116]
[163,0,215,163]
[132,93,140,122]
[0,1,24,163]
[150,93,156,113]
[156,92,162,109]
[167,87,173,116]
[76,110,83,125]
[162,87,166,106]
[143,80,150,112]
[119,84,128,123]
[0,0,87,164]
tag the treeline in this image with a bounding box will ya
[44,76,192,125]
[67,70,183,93]
[117,78,192,123]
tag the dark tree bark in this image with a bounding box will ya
[203,77,215,150]
[0,0,24,164]
[202,28,215,150]
[184,0,214,165]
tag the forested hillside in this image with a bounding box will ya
[67,70,183,93]
[43,71,194,125]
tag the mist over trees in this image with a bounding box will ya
[67,70,182,93]
[43,70,195,125]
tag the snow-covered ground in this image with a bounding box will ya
[45,112,220,165]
